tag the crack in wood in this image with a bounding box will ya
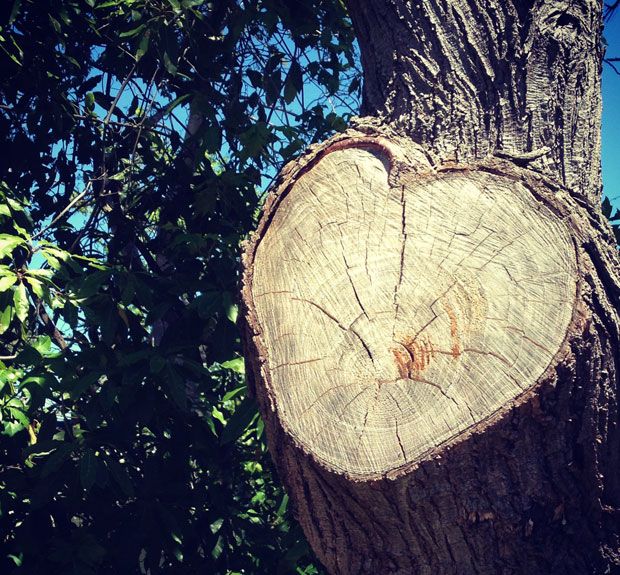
[249,148,578,478]
[393,184,408,322]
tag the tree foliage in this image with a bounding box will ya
[0,1,359,573]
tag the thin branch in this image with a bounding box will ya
[605,58,620,75]
[125,66,161,195]
[36,301,68,351]
[103,62,137,126]
[69,203,102,253]
[31,182,93,241]
[605,0,620,21]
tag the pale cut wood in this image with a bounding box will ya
[251,145,577,477]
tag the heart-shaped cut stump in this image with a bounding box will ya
[247,143,577,478]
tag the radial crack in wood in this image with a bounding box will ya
[248,143,577,478]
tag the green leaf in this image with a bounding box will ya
[220,397,258,445]
[164,93,191,115]
[221,357,244,375]
[222,385,246,402]
[32,335,51,355]
[85,91,95,111]
[0,273,17,292]
[48,14,62,33]
[13,282,29,323]
[289,60,303,92]
[209,518,223,534]
[163,52,177,76]
[204,412,217,436]
[26,268,54,279]
[7,554,22,567]
[326,112,347,133]
[0,234,25,259]
[120,273,136,305]
[149,355,166,373]
[117,349,151,367]
[0,305,13,334]
[105,457,134,498]
[70,372,101,399]
[136,30,150,61]
[77,269,110,298]
[276,493,289,517]
[108,168,128,181]
[284,60,303,104]
[211,535,224,559]
[226,303,238,323]
[255,416,264,439]
[41,443,74,477]
[239,122,271,160]
[5,197,24,213]
[280,538,311,570]
[8,0,22,25]
[211,406,226,425]
[8,406,29,427]
[247,70,263,88]
[40,251,60,270]
[76,535,106,566]
[119,23,146,38]
[203,125,221,152]
[27,277,45,299]
[80,449,98,492]
[348,76,361,94]
[3,421,24,437]
[165,365,186,410]
[283,80,297,104]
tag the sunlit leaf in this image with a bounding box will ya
[220,397,258,445]
[0,272,17,292]
[13,282,29,322]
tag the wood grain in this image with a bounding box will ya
[250,146,577,477]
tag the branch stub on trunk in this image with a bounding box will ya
[242,135,578,479]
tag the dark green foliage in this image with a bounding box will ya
[0,1,360,573]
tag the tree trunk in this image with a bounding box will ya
[240,0,620,573]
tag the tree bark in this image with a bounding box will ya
[240,0,620,573]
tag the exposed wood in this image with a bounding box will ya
[249,141,577,478]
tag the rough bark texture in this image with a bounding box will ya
[240,0,620,573]
[346,0,603,202]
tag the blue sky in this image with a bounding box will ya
[603,15,620,209]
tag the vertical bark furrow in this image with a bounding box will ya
[346,0,603,201]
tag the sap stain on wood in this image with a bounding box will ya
[392,303,462,379]
[392,337,436,379]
